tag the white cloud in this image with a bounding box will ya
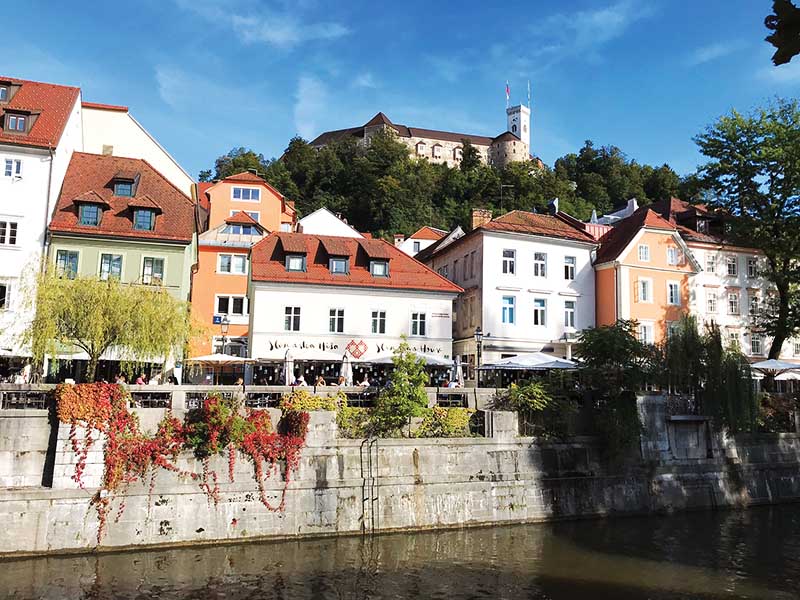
[352,72,378,89]
[294,75,327,139]
[758,60,800,85]
[155,65,272,114]
[686,42,742,66]
[426,57,469,84]
[174,0,349,49]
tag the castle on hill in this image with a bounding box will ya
[309,104,534,170]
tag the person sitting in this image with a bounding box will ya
[294,374,307,387]
[447,379,460,388]
[135,373,146,385]
[358,374,371,387]
[336,376,346,386]
[442,379,451,388]
[315,375,327,386]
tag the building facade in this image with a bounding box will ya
[248,233,461,366]
[310,106,533,170]
[421,209,596,372]
[393,226,447,256]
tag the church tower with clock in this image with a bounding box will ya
[506,103,530,150]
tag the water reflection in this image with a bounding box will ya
[2,505,799,599]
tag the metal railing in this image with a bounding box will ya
[0,389,52,410]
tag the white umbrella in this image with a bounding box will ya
[284,348,294,385]
[750,359,800,377]
[340,354,353,386]
[186,353,253,365]
[478,352,577,371]
[367,352,454,366]
[257,347,344,362]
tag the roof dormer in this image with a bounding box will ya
[3,109,36,134]
[73,191,111,227]
[0,80,19,104]
[111,170,140,197]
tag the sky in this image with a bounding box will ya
[9,0,800,179]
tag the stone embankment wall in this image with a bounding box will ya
[0,393,798,556]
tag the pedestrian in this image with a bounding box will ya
[315,375,327,386]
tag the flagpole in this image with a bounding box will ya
[505,80,510,109]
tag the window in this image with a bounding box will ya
[437,264,449,279]
[751,335,763,356]
[217,296,247,316]
[728,332,740,348]
[564,300,576,328]
[370,260,389,277]
[230,209,259,221]
[794,341,800,356]
[667,281,680,306]
[280,223,292,232]
[463,255,468,280]
[0,86,7,101]
[564,256,576,280]
[284,306,301,331]
[0,283,7,310]
[415,142,426,156]
[329,257,349,274]
[213,336,247,357]
[79,204,101,226]
[224,224,258,235]
[329,308,344,333]
[114,182,133,197]
[285,254,306,272]
[7,114,26,132]
[666,247,680,265]
[697,219,709,233]
[232,187,260,201]
[502,296,515,324]
[749,294,759,316]
[371,310,386,334]
[747,257,758,278]
[411,312,426,336]
[133,209,155,231]
[728,292,740,315]
[454,147,462,160]
[412,241,421,253]
[533,298,546,326]
[469,251,476,279]
[667,321,680,340]
[432,144,442,159]
[3,159,21,177]
[638,323,654,345]
[453,259,459,282]
[705,254,716,274]
[637,278,652,303]
[55,249,79,278]
[533,252,547,277]
[707,292,717,314]
[142,257,164,284]
[638,244,650,262]
[0,221,17,246]
[502,249,515,274]
[726,256,738,276]
[219,254,247,274]
[99,254,122,280]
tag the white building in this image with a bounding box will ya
[393,226,447,256]
[297,207,363,238]
[0,77,83,372]
[248,232,461,370]
[420,208,597,373]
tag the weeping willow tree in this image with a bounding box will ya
[663,316,757,433]
[25,270,194,382]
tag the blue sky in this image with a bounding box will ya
[10,0,800,178]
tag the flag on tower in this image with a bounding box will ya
[527,80,531,108]
[505,80,510,101]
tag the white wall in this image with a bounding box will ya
[249,283,455,360]
[82,108,193,195]
[298,208,363,238]
[397,237,437,256]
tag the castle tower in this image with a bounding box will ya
[506,104,530,150]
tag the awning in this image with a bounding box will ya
[750,359,800,377]
[364,352,453,367]
[478,352,577,371]
[186,353,254,366]
[255,348,345,362]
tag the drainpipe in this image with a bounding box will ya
[40,146,55,271]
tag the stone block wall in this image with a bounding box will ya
[0,410,52,487]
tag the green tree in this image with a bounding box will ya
[208,147,270,181]
[694,98,800,357]
[372,339,429,434]
[26,272,194,382]
[575,319,653,394]
[766,0,800,65]
[460,138,481,172]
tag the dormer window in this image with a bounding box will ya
[79,204,101,226]
[285,254,306,272]
[0,86,7,102]
[329,257,349,275]
[224,224,258,235]
[370,260,389,277]
[454,147,463,160]
[114,181,133,197]
[133,209,155,231]
[416,141,427,156]
[6,114,26,132]
[432,144,442,159]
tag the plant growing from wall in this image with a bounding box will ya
[416,407,475,438]
[279,389,342,412]
[371,338,429,435]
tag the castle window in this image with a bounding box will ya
[432,144,442,159]
[454,147,462,160]
[415,141,426,156]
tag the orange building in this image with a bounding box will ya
[594,208,700,344]
[190,172,296,357]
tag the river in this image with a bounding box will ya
[2,504,799,599]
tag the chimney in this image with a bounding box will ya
[471,208,493,230]
[102,144,114,156]
[548,197,559,216]
[394,233,405,247]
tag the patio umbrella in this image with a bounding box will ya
[478,352,577,371]
[284,349,294,385]
[340,354,353,386]
[367,352,454,366]
[750,359,800,377]
[186,354,254,384]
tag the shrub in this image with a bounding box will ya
[416,407,475,438]
[337,405,374,439]
[279,389,341,412]
[372,339,429,435]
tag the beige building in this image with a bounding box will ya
[310,105,533,170]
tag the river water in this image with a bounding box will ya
[3,505,800,599]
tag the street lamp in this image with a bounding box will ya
[474,326,483,387]
[220,315,230,356]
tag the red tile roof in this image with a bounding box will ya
[481,211,597,242]
[409,226,447,241]
[226,211,261,226]
[81,101,128,112]
[49,152,195,243]
[252,233,462,293]
[128,194,162,212]
[595,208,676,264]
[196,182,213,213]
[0,76,80,149]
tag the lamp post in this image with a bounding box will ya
[220,315,230,356]
[474,326,483,388]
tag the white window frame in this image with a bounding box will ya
[0,280,10,310]
[533,252,547,278]
[705,254,716,274]
[666,247,679,266]
[794,340,800,356]
[750,334,763,356]
[215,294,249,317]
[502,296,515,324]
[502,249,515,275]
[231,187,261,202]
[218,253,248,275]
[747,257,758,279]
[98,253,123,281]
[638,322,654,345]
[432,144,443,159]
[727,292,740,315]
[706,292,717,314]
[329,308,345,333]
[726,256,738,276]
[141,256,166,285]
[212,336,248,357]
[667,281,680,306]
[411,312,427,337]
[637,277,653,303]
[749,294,759,316]
[533,298,547,327]
[415,142,427,156]
[0,220,18,246]
[371,310,386,334]
[3,158,21,178]
[564,256,576,280]
[229,209,260,222]
[284,306,301,331]
[564,300,576,328]
[638,244,650,262]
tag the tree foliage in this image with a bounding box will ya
[766,0,800,65]
[372,339,429,434]
[694,98,800,357]
[26,272,194,382]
